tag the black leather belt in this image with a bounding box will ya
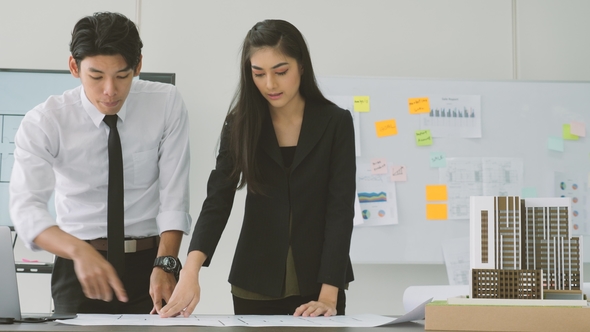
[87,236,159,253]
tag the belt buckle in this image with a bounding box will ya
[124,239,137,253]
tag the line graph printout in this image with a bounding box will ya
[439,157,524,219]
[356,163,398,226]
[419,95,481,138]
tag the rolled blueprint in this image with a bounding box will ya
[403,285,469,313]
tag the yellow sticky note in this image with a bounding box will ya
[375,119,398,137]
[353,96,370,112]
[563,124,579,140]
[426,204,448,220]
[426,185,448,201]
[408,97,430,114]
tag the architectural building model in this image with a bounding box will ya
[466,196,585,304]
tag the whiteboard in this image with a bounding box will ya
[317,76,590,264]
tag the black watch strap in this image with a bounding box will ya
[153,256,181,281]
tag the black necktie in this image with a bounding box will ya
[103,115,125,278]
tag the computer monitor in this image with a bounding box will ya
[0,69,176,229]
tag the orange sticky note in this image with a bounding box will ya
[353,96,370,112]
[426,185,448,201]
[375,119,397,137]
[426,204,448,220]
[408,97,430,114]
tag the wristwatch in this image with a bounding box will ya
[153,256,182,280]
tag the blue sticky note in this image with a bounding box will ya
[430,152,446,168]
[547,136,564,152]
[521,187,537,198]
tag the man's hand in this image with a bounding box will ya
[33,226,128,303]
[72,244,128,302]
[149,267,177,314]
[149,230,183,314]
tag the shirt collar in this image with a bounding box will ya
[80,86,128,128]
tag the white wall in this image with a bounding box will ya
[2,0,590,316]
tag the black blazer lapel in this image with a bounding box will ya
[291,103,332,171]
[259,111,283,166]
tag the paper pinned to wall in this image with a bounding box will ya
[327,95,362,157]
[439,157,524,219]
[356,163,398,226]
[441,237,470,285]
[419,95,481,138]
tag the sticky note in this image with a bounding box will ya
[563,124,579,140]
[547,136,564,152]
[415,130,433,146]
[390,165,407,181]
[521,187,537,198]
[426,204,448,220]
[426,184,448,201]
[408,97,430,114]
[353,96,370,112]
[570,121,586,137]
[430,152,446,168]
[375,119,397,137]
[371,158,388,175]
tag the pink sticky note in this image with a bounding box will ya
[570,121,586,137]
[371,158,388,175]
[390,165,407,181]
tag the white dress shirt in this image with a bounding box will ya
[9,79,191,250]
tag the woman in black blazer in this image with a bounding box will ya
[161,19,356,317]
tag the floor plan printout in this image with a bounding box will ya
[439,157,524,219]
[56,298,432,327]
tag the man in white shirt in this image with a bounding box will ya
[9,12,191,314]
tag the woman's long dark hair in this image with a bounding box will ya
[226,19,333,194]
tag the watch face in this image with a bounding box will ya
[164,257,177,270]
[156,256,178,273]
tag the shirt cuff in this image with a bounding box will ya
[156,210,192,235]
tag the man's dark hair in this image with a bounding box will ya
[70,12,143,70]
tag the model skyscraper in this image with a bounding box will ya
[469,196,583,301]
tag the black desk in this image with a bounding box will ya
[15,263,53,274]
[0,321,429,331]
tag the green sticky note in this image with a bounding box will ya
[563,124,579,140]
[430,152,446,168]
[548,136,564,152]
[521,187,537,198]
[415,130,433,146]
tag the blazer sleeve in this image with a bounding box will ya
[317,109,356,287]
[188,120,238,266]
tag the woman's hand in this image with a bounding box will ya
[158,250,207,318]
[293,283,338,317]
